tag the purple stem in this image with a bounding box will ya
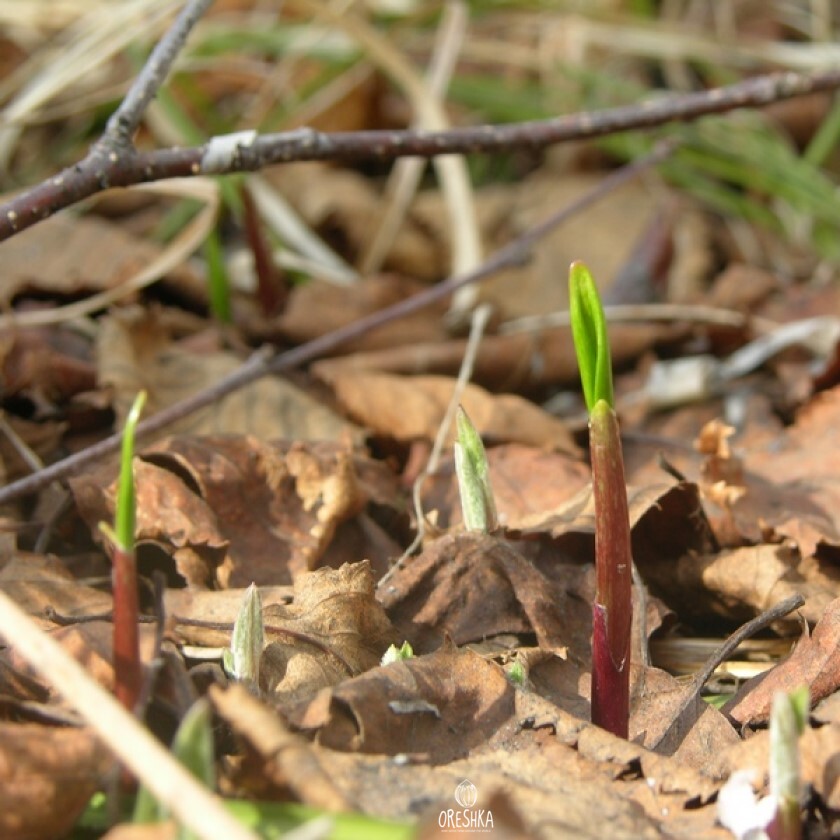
[589,401,632,738]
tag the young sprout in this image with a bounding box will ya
[454,406,498,532]
[134,697,215,828]
[718,686,809,840]
[569,261,632,739]
[99,391,146,713]
[380,641,414,666]
[222,583,264,692]
[506,660,526,687]
[770,685,809,840]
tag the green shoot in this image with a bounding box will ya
[380,641,414,666]
[134,697,215,837]
[569,262,614,412]
[569,261,633,739]
[718,686,809,840]
[116,391,145,551]
[454,406,498,532]
[222,583,264,691]
[99,391,146,713]
[769,685,809,840]
[506,660,526,686]
[204,226,232,323]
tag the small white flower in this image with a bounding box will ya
[717,770,775,840]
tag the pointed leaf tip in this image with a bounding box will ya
[569,262,614,412]
[454,407,498,532]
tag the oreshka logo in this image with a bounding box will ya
[438,779,494,833]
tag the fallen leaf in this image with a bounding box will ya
[98,306,359,440]
[0,214,197,305]
[71,438,404,587]
[378,532,586,654]
[259,561,397,707]
[267,274,447,351]
[313,321,676,398]
[210,682,351,809]
[319,370,576,451]
[0,722,109,840]
[289,645,514,763]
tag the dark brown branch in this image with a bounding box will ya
[0,142,674,506]
[3,67,840,241]
[650,592,805,753]
[101,0,214,149]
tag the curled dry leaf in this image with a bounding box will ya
[71,438,405,587]
[641,543,834,626]
[379,532,586,655]
[260,561,397,708]
[704,386,840,557]
[288,645,514,763]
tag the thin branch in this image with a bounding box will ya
[100,0,214,149]
[0,141,674,506]
[3,67,840,240]
[650,592,805,752]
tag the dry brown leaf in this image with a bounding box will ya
[320,370,576,451]
[702,386,840,557]
[264,163,449,281]
[71,458,227,589]
[0,552,113,627]
[420,443,590,530]
[638,543,834,626]
[0,214,197,306]
[0,327,96,409]
[378,532,588,655]
[71,438,404,587]
[210,682,351,809]
[289,644,514,763]
[267,274,448,351]
[285,698,727,839]
[0,722,109,840]
[314,320,683,394]
[633,665,739,761]
[260,561,396,707]
[97,307,360,441]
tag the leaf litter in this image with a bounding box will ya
[5,3,840,839]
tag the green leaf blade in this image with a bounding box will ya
[569,261,614,412]
[115,391,146,552]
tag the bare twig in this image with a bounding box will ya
[1,0,213,238]
[4,67,840,240]
[100,0,214,149]
[650,592,805,752]
[0,142,675,506]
